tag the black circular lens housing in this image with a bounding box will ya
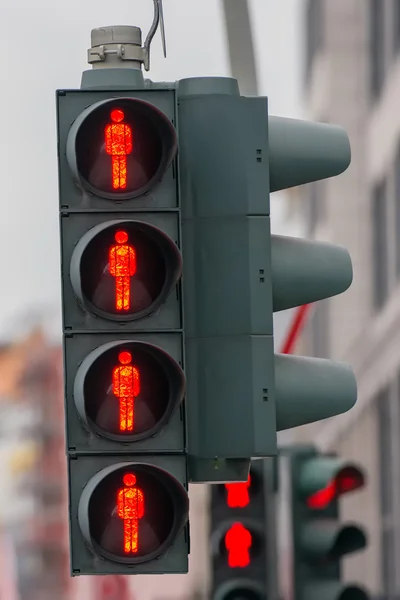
[74,341,185,442]
[68,98,177,200]
[70,220,182,322]
[220,589,263,600]
[80,463,188,565]
[213,580,265,600]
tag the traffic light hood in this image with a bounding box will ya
[269,116,351,192]
[304,582,369,600]
[271,235,353,312]
[275,354,357,431]
[301,522,367,560]
[299,456,365,501]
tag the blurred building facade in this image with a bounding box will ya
[296,1,400,598]
[0,331,70,600]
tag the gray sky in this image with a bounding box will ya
[0,0,304,337]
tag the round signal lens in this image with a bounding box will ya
[75,100,173,198]
[83,343,178,441]
[79,222,167,319]
[88,466,176,562]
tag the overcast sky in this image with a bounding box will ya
[0,0,304,338]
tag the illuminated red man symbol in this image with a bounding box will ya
[117,473,144,554]
[112,351,140,432]
[225,474,251,508]
[105,108,133,190]
[109,230,137,312]
[225,522,252,568]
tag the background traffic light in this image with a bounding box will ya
[57,86,189,574]
[178,76,357,481]
[209,461,270,600]
[284,445,369,600]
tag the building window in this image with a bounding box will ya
[370,0,386,98]
[305,0,324,83]
[311,299,329,358]
[372,179,388,310]
[393,0,400,54]
[377,387,396,599]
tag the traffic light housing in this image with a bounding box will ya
[209,461,269,600]
[286,445,369,600]
[57,87,189,574]
[178,76,356,479]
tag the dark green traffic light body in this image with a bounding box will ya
[178,76,357,482]
[57,87,189,575]
[285,445,369,600]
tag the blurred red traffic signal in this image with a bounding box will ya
[307,465,365,510]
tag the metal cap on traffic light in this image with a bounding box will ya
[77,462,188,565]
[66,98,177,200]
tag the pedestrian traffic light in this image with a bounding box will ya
[286,445,369,600]
[209,461,268,600]
[178,76,357,477]
[57,68,189,573]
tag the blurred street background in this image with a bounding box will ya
[0,0,398,598]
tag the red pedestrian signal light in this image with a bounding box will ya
[70,220,182,321]
[69,98,177,200]
[307,465,365,510]
[215,521,263,571]
[74,341,185,441]
[80,464,188,565]
[225,522,252,568]
[113,352,140,432]
[117,473,144,554]
[225,475,251,508]
[109,230,137,312]
[105,109,133,190]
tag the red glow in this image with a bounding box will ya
[225,475,251,508]
[307,481,336,509]
[112,352,140,432]
[109,231,137,311]
[111,109,125,123]
[307,469,363,509]
[337,471,363,494]
[225,522,252,568]
[117,473,145,554]
[105,108,133,190]
[115,230,129,244]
